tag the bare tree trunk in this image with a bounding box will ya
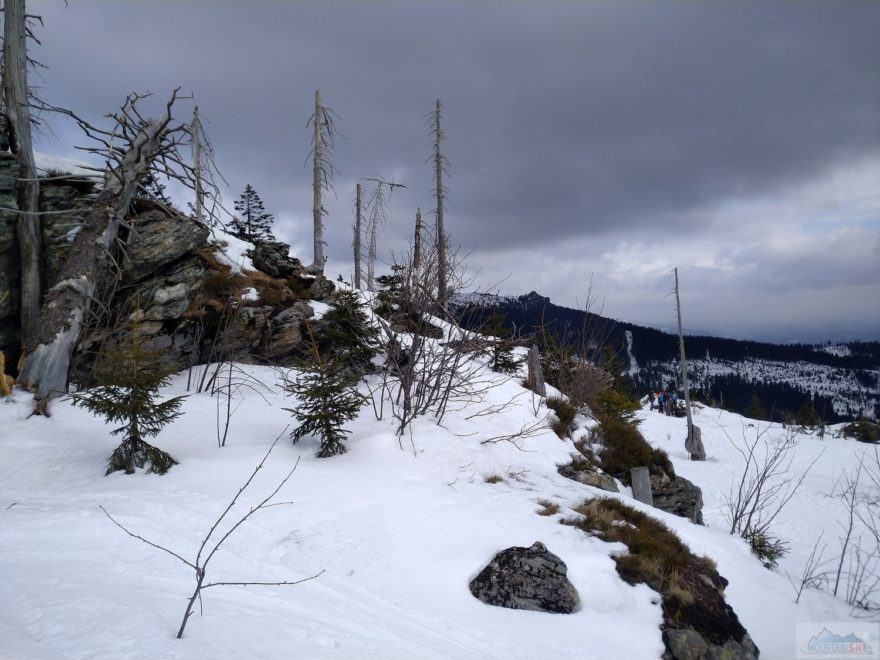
[412,207,422,297]
[3,0,42,348]
[192,106,203,225]
[674,267,705,460]
[311,90,325,273]
[432,99,448,311]
[353,183,362,288]
[18,104,177,414]
[366,181,381,292]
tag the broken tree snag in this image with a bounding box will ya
[673,267,705,460]
[17,91,186,414]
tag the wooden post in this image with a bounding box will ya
[527,344,546,397]
[631,467,653,506]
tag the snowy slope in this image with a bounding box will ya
[1,352,878,658]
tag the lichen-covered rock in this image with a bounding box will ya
[469,542,579,614]
[250,240,301,278]
[664,629,709,660]
[305,273,335,300]
[264,302,312,360]
[137,257,207,322]
[558,463,619,492]
[663,626,759,660]
[651,473,704,525]
[123,209,210,282]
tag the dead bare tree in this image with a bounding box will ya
[825,448,880,611]
[412,207,422,298]
[373,239,492,441]
[785,533,831,604]
[308,90,338,275]
[672,267,705,460]
[353,182,363,288]
[2,0,41,346]
[427,98,449,311]
[16,90,200,414]
[99,431,322,639]
[724,422,824,567]
[364,176,404,291]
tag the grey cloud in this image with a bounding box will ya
[24,0,880,339]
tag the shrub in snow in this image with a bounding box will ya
[545,396,577,439]
[69,323,185,475]
[592,418,674,486]
[841,418,880,443]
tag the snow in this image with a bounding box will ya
[34,152,102,181]
[2,331,878,658]
[211,230,256,273]
[240,287,258,302]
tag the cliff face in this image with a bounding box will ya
[0,154,332,385]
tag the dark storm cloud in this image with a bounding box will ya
[24,0,880,339]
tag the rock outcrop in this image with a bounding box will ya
[651,473,704,525]
[0,156,336,384]
[558,462,619,493]
[469,542,579,614]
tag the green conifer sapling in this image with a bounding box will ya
[285,324,364,457]
[70,322,186,475]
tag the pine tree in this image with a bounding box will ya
[316,290,379,382]
[285,325,364,458]
[70,322,186,475]
[482,308,521,375]
[230,184,275,243]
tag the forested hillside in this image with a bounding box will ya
[453,292,879,423]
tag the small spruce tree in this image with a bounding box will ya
[70,324,186,475]
[482,308,521,375]
[230,184,275,243]
[285,324,364,458]
[316,289,379,382]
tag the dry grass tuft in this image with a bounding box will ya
[536,498,561,516]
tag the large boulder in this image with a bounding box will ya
[469,542,579,614]
[651,473,704,525]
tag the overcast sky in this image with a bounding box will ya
[25,0,880,342]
